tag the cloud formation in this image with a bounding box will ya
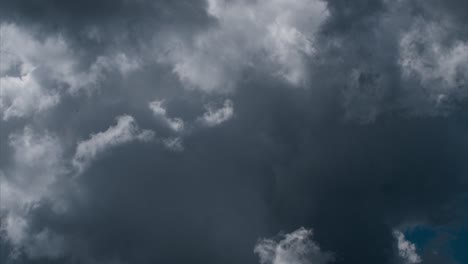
[148,100,185,132]
[255,228,334,264]
[199,99,234,127]
[73,115,154,172]
[0,23,141,121]
[157,0,328,92]
[394,231,422,264]
[0,128,66,260]
[1,0,468,264]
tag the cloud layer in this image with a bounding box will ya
[1,0,468,264]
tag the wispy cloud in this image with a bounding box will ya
[73,115,154,172]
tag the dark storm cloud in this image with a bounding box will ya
[1,0,468,264]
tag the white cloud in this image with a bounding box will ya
[200,99,234,127]
[0,70,60,120]
[399,18,468,113]
[2,128,64,209]
[157,0,328,92]
[73,115,155,172]
[394,231,422,264]
[0,23,141,120]
[0,128,67,260]
[0,23,66,120]
[254,227,334,264]
[149,100,185,132]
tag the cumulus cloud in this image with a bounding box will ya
[254,227,334,264]
[398,18,468,114]
[333,0,468,121]
[199,99,234,127]
[1,1,468,263]
[0,23,141,120]
[0,128,67,260]
[394,231,422,264]
[1,128,64,210]
[0,70,60,120]
[157,0,328,92]
[73,115,155,172]
[1,213,66,260]
[0,23,65,120]
[149,100,185,132]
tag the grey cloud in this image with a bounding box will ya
[0,23,143,122]
[156,0,328,92]
[148,100,185,132]
[0,127,67,261]
[162,137,184,152]
[1,0,468,264]
[314,0,468,120]
[73,115,155,172]
[199,99,234,127]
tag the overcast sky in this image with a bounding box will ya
[1,0,467,263]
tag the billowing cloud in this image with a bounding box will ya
[157,0,328,92]
[0,23,141,120]
[0,70,59,121]
[398,18,468,114]
[394,231,422,264]
[254,227,334,264]
[0,23,65,120]
[199,99,234,127]
[0,127,66,260]
[1,128,64,210]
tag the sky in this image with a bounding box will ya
[0,0,467,263]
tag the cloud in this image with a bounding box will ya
[199,99,234,127]
[322,0,468,121]
[73,115,155,172]
[2,127,64,209]
[1,213,66,260]
[87,53,141,81]
[394,231,422,264]
[254,227,334,264]
[149,100,185,132]
[0,23,65,120]
[0,70,60,121]
[398,18,468,114]
[162,137,184,152]
[0,127,67,260]
[1,1,468,264]
[157,0,328,92]
[0,23,141,120]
